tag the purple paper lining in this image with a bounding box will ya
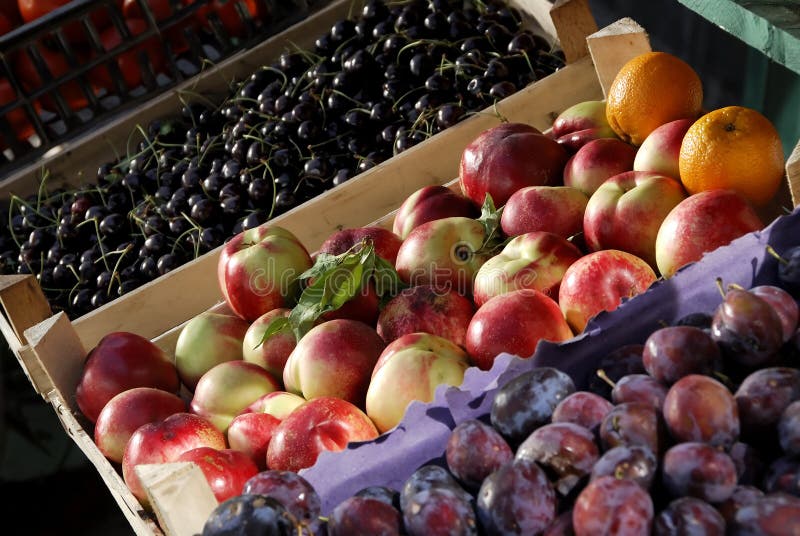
[301,207,800,514]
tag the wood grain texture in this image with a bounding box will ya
[0,275,52,345]
[787,139,800,208]
[586,18,652,98]
[550,0,599,62]
[137,463,218,536]
[678,0,800,76]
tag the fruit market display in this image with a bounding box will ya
[198,270,800,534]
[19,25,800,536]
[0,0,565,320]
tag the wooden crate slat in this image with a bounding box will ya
[24,312,87,404]
[46,390,161,536]
[137,463,219,536]
[550,0,599,62]
[0,274,52,346]
[586,18,652,98]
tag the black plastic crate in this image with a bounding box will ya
[0,0,328,176]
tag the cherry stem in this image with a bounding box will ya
[766,244,789,266]
[715,277,726,298]
[596,369,616,389]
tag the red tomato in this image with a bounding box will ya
[18,0,119,44]
[0,2,22,25]
[0,78,37,145]
[122,0,198,54]
[0,13,14,35]
[195,0,264,39]
[90,18,167,92]
[177,447,258,503]
[12,44,96,111]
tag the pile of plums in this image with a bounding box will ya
[0,0,564,320]
[201,244,800,535]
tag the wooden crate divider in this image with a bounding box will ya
[788,141,800,208]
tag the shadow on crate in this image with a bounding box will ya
[0,343,133,535]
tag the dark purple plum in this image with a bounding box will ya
[242,470,321,525]
[750,285,799,342]
[573,476,653,536]
[779,400,800,456]
[202,494,294,536]
[551,391,614,433]
[400,464,469,512]
[403,486,478,536]
[663,374,739,448]
[612,374,669,410]
[662,442,737,503]
[588,344,646,399]
[328,496,402,536]
[599,401,665,454]
[642,325,720,384]
[516,422,599,496]
[763,456,800,496]
[735,367,800,437]
[490,367,575,444]
[711,288,784,368]
[716,485,764,526]
[590,445,658,490]
[731,493,800,535]
[653,497,725,536]
[445,419,513,490]
[477,459,557,535]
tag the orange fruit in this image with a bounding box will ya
[606,51,704,146]
[679,106,784,207]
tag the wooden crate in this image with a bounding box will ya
[9,6,800,532]
[21,15,800,536]
[0,0,600,399]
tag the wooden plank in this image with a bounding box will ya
[13,344,53,397]
[677,0,800,77]
[788,138,800,208]
[23,312,87,401]
[137,463,218,536]
[23,313,159,534]
[69,55,604,352]
[46,390,161,536]
[0,274,52,346]
[586,18,652,98]
[550,0,599,62]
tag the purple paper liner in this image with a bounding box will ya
[301,206,800,514]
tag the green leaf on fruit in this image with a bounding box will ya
[256,316,291,348]
[475,193,507,257]
[258,238,405,345]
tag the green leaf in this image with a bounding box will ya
[256,316,291,348]
[298,252,340,282]
[373,255,406,298]
[476,193,507,257]
[278,239,379,341]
